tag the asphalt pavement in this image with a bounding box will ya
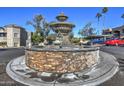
[0,48,25,86]
[0,46,124,86]
[100,46,124,86]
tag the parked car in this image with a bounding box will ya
[91,39,104,44]
[104,38,124,46]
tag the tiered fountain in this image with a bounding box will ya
[50,12,75,46]
[26,13,99,74]
[6,13,119,86]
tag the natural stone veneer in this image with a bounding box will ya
[25,48,99,73]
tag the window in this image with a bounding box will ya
[0,33,3,37]
[109,32,112,34]
[14,43,18,47]
[14,33,18,38]
[0,33,6,37]
[122,29,124,33]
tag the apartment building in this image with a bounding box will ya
[0,27,7,47]
[0,24,27,48]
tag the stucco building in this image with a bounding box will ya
[103,25,124,39]
[0,24,27,48]
[0,27,7,47]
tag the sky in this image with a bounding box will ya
[0,7,124,37]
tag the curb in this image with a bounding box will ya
[6,51,119,86]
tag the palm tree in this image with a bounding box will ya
[102,7,108,14]
[96,13,102,22]
[96,13,102,35]
[121,14,124,25]
[102,7,108,30]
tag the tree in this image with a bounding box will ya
[102,7,108,14]
[27,14,43,34]
[47,34,57,42]
[78,22,95,38]
[31,33,44,45]
[102,7,108,30]
[96,13,102,35]
[69,32,74,41]
[121,14,124,24]
[96,13,102,22]
[42,19,50,40]
[27,14,50,44]
[71,37,80,44]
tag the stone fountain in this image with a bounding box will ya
[6,13,119,86]
[50,12,75,46]
[26,13,99,74]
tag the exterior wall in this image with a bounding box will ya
[7,27,20,47]
[20,28,27,46]
[6,25,27,47]
[0,25,28,48]
[120,29,124,37]
[26,49,99,73]
[6,27,13,47]
[103,26,124,38]
[0,29,7,42]
[0,37,7,42]
[13,28,20,47]
[0,28,7,47]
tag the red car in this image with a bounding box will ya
[104,39,124,46]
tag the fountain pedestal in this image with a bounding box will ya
[61,35,71,46]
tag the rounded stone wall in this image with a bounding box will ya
[25,47,99,73]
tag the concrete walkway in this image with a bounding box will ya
[6,51,119,86]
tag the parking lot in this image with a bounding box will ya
[0,48,25,86]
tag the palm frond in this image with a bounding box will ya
[96,13,102,21]
[102,7,108,14]
[121,14,124,19]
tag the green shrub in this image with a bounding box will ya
[32,33,44,45]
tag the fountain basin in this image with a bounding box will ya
[25,47,99,73]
